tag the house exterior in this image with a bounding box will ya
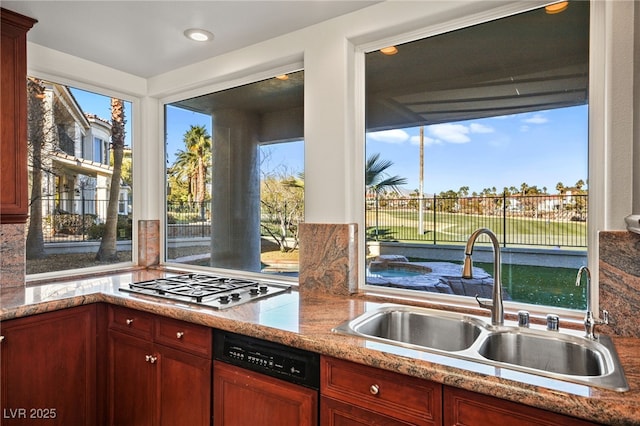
[34,81,131,236]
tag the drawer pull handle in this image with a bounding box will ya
[126,318,134,325]
[369,384,380,395]
[145,355,158,364]
[176,331,185,339]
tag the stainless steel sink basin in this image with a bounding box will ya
[478,331,605,376]
[334,305,483,352]
[333,304,629,391]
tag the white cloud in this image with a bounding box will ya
[491,114,516,120]
[426,123,470,144]
[523,114,548,124]
[409,134,439,146]
[520,125,530,132]
[470,123,494,134]
[367,129,410,144]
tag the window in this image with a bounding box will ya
[364,3,589,310]
[165,70,304,276]
[26,78,134,275]
[93,138,103,163]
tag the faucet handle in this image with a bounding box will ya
[546,314,560,331]
[475,295,493,311]
[517,310,530,327]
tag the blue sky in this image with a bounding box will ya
[73,87,587,196]
[70,88,133,147]
[367,105,588,194]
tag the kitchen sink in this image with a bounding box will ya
[333,304,484,352]
[478,330,605,376]
[333,304,629,391]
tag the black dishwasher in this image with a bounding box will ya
[213,329,320,426]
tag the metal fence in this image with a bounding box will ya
[39,195,587,248]
[366,194,588,248]
[39,197,132,243]
[167,201,211,238]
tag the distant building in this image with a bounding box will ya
[33,81,131,230]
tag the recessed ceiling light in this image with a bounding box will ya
[545,1,569,14]
[380,46,398,55]
[184,28,214,42]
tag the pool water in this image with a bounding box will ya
[367,267,425,278]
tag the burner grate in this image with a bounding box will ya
[120,273,291,309]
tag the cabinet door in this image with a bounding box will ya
[321,356,441,426]
[213,361,318,426]
[108,330,155,426]
[0,9,36,224]
[443,386,599,426]
[321,396,415,426]
[157,344,212,426]
[0,305,97,425]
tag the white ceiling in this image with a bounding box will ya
[2,1,379,78]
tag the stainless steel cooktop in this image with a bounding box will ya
[119,273,291,310]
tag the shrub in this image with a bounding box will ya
[49,213,98,235]
[87,215,132,240]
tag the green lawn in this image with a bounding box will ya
[367,210,587,248]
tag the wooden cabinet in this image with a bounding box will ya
[443,386,600,426]
[107,306,212,426]
[320,356,442,426]
[0,305,97,425]
[213,360,318,426]
[0,8,36,224]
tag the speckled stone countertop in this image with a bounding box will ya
[2,268,640,426]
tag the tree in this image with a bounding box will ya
[96,98,125,261]
[25,78,47,260]
[366,153,407,239]
[171,125,211,204]
[260,172,304,252]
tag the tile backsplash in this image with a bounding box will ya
[0,223,26,287]
[138,220,160,267]
[298,223,358,297]
[599,230,640,338]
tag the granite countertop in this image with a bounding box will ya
[2,268,639,426]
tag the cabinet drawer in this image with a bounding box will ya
[443,386,599,426]
[154,316,212,357]
[321,356,441,426]
[109,306,153,339]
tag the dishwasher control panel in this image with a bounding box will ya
[214,330,320,389]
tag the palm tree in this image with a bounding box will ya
[366,153,407,240]
[171,125,211,217]
[96,98,125,262]
[179,125,211,201]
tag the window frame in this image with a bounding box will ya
[353,1,605,319]
[159,63,304,282]
[25,73,140,281]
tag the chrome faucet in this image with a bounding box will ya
[462,228,504,326]
[575,266,609,339]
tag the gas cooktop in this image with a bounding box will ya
[119,273,291,310]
